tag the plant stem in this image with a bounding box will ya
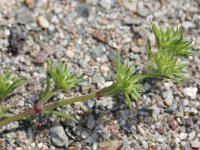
[0,85,115,128]
[42,92,98,111]
[0,108,35,127]
[37,87,58,105]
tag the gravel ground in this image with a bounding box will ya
[0,0,200,149]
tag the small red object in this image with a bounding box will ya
[96,91,102,98]
[34,104,43,113]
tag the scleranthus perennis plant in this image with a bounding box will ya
[0,21,194,128]
[0,71,25,119]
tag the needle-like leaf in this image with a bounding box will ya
[146,21,194,83]
[44,111,78,123]
[0,71,25,101]
[47,60,84,91]
[114,53,145,108]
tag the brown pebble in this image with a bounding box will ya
[34,50,48,64]
[156,127,165,134]
[25,0,35,9]
[137,39,146,46]
[155,95,164,107]
[169,119,179,130]
[131,45,140,53]
[191,139,200,149]
[92,30,107,43]
[164,99,173,106]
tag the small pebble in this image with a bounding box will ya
[179,132,188,140]
[87,115,95,129]
[188,131,196,140]
[34,50,48,64]
[37,143,43,149]
[183,87,198,99]
[169,119,179,130]
[38,16,50,29]
[191,139,200,149]
[164,99,173,106]
[92,31,107,43]
[99,0,115,9]
[25,0,35,9]
[50,124,68,147]
[66,49,74,59]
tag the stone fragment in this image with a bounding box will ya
[25,0,35,9]
[50,124,68,147]
[179,132,188,140]
[34,50,48,64]
[66,49,74,59]
[183,87,198,99]
[16,7,33,24]
[191,139,200,149]
[164,99,173,106]
[99,140,122,150]
[76,4,90,18]
[99,0,115,9]
[169,119,179,130]
[87,115,95,129]
[92,31,107,43]
[38,16,49,29]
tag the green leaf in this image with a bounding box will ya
[146,21,194,83]
[114,53,145,107]
[100,53,145,108]
[42,75,51,98]
[47,60,84,91]
[0,107,12,119]
[124,93,133,109]
[44,111,78,123]
[0,71,26,101]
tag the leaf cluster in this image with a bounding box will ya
[114,54,145,108]
[47,60,84,91]
[43,60,84,122]
[146,21,194,83]
[0,71,25,101]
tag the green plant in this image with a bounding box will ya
[0,71,25,119]
[0,71,25,101]
[0,21,193,128]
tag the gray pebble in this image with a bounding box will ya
[143,82,152,91]
[76,4,90,18]
[55,47,65,58]
[99,0,115,9]
[50,124,68,147]
[182,21,195,30]
[85,133,98,144]
[166,103,178,113]
[184,142,192,150]
[123,17,144,26]
[194,16,200,29]
[15,7,33,24]
[87,114,95,129]
[87,100,95,108]
[91,44,105,59]
[188,131,196,140]
[162,90,173,99]
[92,73,105,84]
[137,3,150,17]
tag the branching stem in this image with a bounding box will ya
[0,86,112,127]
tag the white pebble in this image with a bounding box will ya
[183,87,198,99]
[38,16,49,28]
